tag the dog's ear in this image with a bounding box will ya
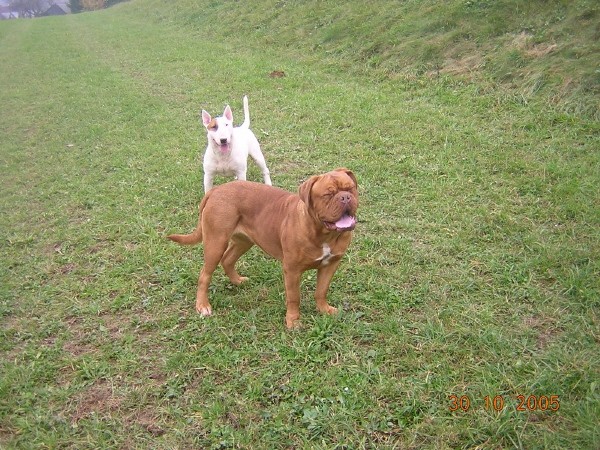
[201,110,212,127]
[334,168,358,189]
[223,105,233,122]
[298,175,320,208]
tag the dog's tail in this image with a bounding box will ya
[167,198,207,246]
[240,95,250,129]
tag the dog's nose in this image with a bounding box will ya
[339,192,352,204]
[220,138,228,144]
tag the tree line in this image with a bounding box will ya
[69,0,128,13]
[7,0,128,17]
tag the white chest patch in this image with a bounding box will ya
[318,244,334,266]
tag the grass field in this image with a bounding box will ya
[1,1,599,448]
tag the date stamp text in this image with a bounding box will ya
[449,394,560,412]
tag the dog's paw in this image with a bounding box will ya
[196,304,212,316]
[231,276,249,286]
[285,315,302,330]
[318,304,339,315]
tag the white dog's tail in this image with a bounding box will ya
[240,95,250,129]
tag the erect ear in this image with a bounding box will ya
[201,110,212,127]
[223,105,233,121]
[298,175,320,208]
[334,167,357,189]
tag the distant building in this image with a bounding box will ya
[43,1,71,14]
[0,1,70,19]
[41,4,67,16]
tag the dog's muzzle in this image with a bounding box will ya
[322,191,357,232]
[217,139,230,153]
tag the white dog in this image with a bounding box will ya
[201,95,272,191]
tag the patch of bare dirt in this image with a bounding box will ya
[131,411,165,436]
[62,340,96,357]
[523,315,561,350]
[70,380,168,437]
[71,380,122,424]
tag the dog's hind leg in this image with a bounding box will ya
[195,236,229,316]
[221,235,253,285]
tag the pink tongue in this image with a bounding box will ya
[219,144,229,152]
[335,215,355,229]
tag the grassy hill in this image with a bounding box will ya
[1,0,599,448]
[131,0,599,118]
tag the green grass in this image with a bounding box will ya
[1,1,599,448]
[134,0,600,118]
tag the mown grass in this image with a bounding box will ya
[1,1,599,448]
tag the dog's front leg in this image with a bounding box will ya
[283,265,302,329]
[203,171,214,192]
[235,168,247,181]
[314,259,342,316]
[262,169,272,186]
[249,150,272,186]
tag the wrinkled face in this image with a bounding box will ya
[301,169,359,232]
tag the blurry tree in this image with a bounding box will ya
[81,0,105,10]
[70,0,128,12]
[68,0,83,13]
[9,0,45,17]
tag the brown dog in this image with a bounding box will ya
[168,168,358,328]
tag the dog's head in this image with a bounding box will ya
[299,168,358,232]
[201,105,233,153]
